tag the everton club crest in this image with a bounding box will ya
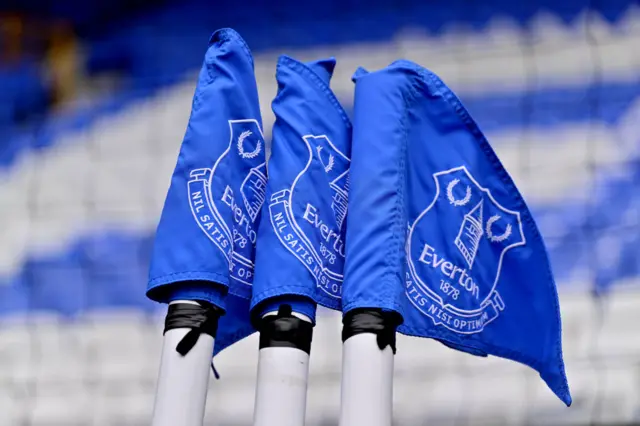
[406,166,526,334]
[187,119,266,298]
[269,135,350,304]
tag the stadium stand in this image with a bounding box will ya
[1,0,639,424]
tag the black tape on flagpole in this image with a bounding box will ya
[342,308,402,354]
[164,302,222,355]
[258,304,313,354]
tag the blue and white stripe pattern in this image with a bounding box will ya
[1,8,639,318]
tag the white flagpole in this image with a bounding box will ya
[339,334,394,425]
[152,300,217,426]
[253,307,313,426]
[339,309,398,426]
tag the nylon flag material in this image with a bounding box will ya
[343,61,571,405]
[250,56,351,323]
[147,28,265,353]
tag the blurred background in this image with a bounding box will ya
[1,0,639,424]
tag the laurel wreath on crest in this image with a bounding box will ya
[316,146,335,173]
[237,130,262,159]
[486,215,512,243]
[446,179,471,206]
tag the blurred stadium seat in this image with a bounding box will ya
[1,0,640,424]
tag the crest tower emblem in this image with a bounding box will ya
[268,134,350,302]
[187,119,266,298]
[405,166,526,334]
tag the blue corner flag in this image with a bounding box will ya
[251,56,351,323]
[147,29,265,353]
[343,61,571,406]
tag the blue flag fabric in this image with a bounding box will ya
[250,56,352,323]
[147,29,265,353]
[343,61,571,406]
